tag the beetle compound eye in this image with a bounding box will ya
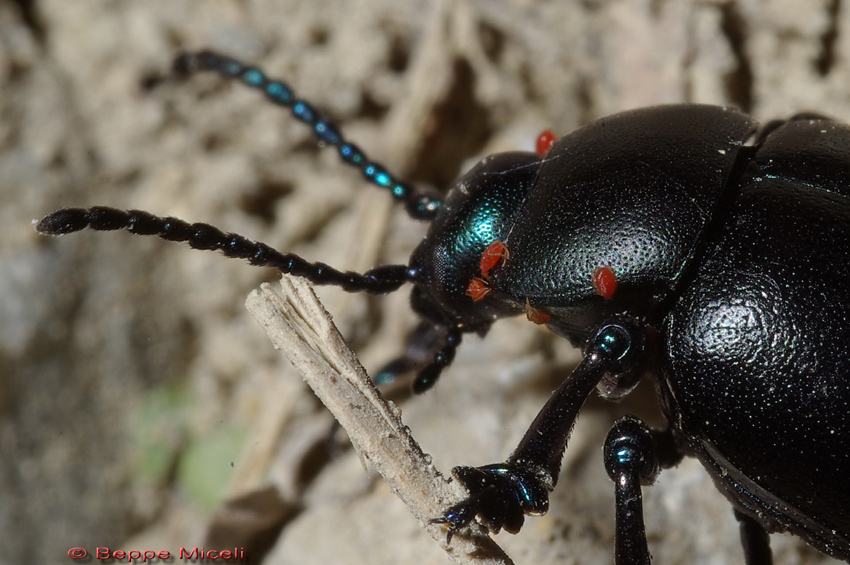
[535,129,557,156]
[592,266,618,299]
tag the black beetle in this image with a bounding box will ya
[36,51,850,564]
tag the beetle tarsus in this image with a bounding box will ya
[435,465,541,541]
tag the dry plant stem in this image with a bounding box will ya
[245,276,514,565]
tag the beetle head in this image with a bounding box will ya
[408,152,541,331]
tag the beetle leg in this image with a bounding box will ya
[734,509,774,565]
[411,326,462,393]
[603,416,660,565]
[373,321,445,388]
[434,320,646,540]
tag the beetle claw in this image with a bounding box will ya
[432,495,480,544]
[433,463,548,544]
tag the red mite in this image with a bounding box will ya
[535,129,557,156]
[466,241,510,302]
[479,241,509,278]
[592,266,618,299]
[524,300,550,325]
[466,277,490,301]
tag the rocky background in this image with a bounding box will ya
[1,1,847,564]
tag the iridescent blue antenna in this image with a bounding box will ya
[173,50,442,220]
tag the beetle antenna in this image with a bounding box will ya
[35,207,410,294]
[172,50,442,221]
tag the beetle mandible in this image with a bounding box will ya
[36,51,850,564]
